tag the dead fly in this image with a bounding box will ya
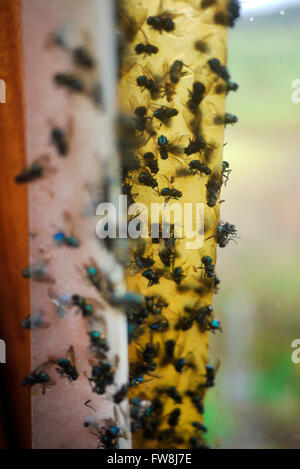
[149,62,174,103]
[81,259,105,292]
[133,105,156,137]
[144,295,168,315]
[129,240,154,276]
[160,82,176,103]
[15,154,56,184]
[167,408,181,427]
[137,341,160,364]
[161,340,195,374]
[22,361,56,392]
[194,32,212,54]
[89,330,110,357]
[207,58,230,82]
[84,406,125,449]
[134,106,148,132]
[215,221,238,248]
[135,42,158,55]
[165,265,186,285]
[222,160,231,185]
[144,397,164,419]
[206,174,222,207]
[218,112,238,126]
[72,46,95,69]
[45,24,70,49]
[148,314,169,332]
[136,74,159,98]
[186,390,204,415]
[158,242,177,268]
[22,370,50,388]
[147,0,179,33]
[80,261,118,306]
[121,182,138,206]
[160,177,182,203]
[113,384,128,404]
[142,268,164,287]
[206,318,222,333]
[199,256,215,279]
[189,160,211,176]
[184,135,206,156]
[153,105,178,126]
[136,168,159,192]
[129,358,159,386]
[187,81,206,111]
[155,386,183,404]
[135,30,158,56]
[89,355,119,395]
[131,398,154,433]
[161,339,175,364]
[88,81,103,109]
[22,311,50,330]
[214,0,241,28]
[54,72,85,93]
[50,118,73,156]
[47,25,96,68]
[130,398,149,433]
[71,294,103,318]
[175,311,194,331]
[48,288,72,319]
[157,134,184,160]
[143,152,159,174]
[136,65,163,100]
[192,421,208,434]
[170,60,188,84]
[22,258,54,283]
[126,304,148,332]
[214,275,221,294]
[226,81,239,93]
[53,211,80,248]
[216,81,239,95]
[49,345,79,381]
[192,306,221,333]
[188,303,212,321]
[205,363,217,387]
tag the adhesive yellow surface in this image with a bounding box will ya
[119,0,229,449]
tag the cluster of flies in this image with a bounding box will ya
[15,30,130,449]
[119,1,239,210]
[117,0,240,449]
[17,0,241,450]
[14,27,102,185]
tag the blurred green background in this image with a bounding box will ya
[206,4,300,449]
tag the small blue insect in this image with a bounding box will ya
[209,319,222,333]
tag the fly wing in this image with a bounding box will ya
[67,345,76,367]
[183,109,203,138]
[170,134,188,155]
[63,210,74,236]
